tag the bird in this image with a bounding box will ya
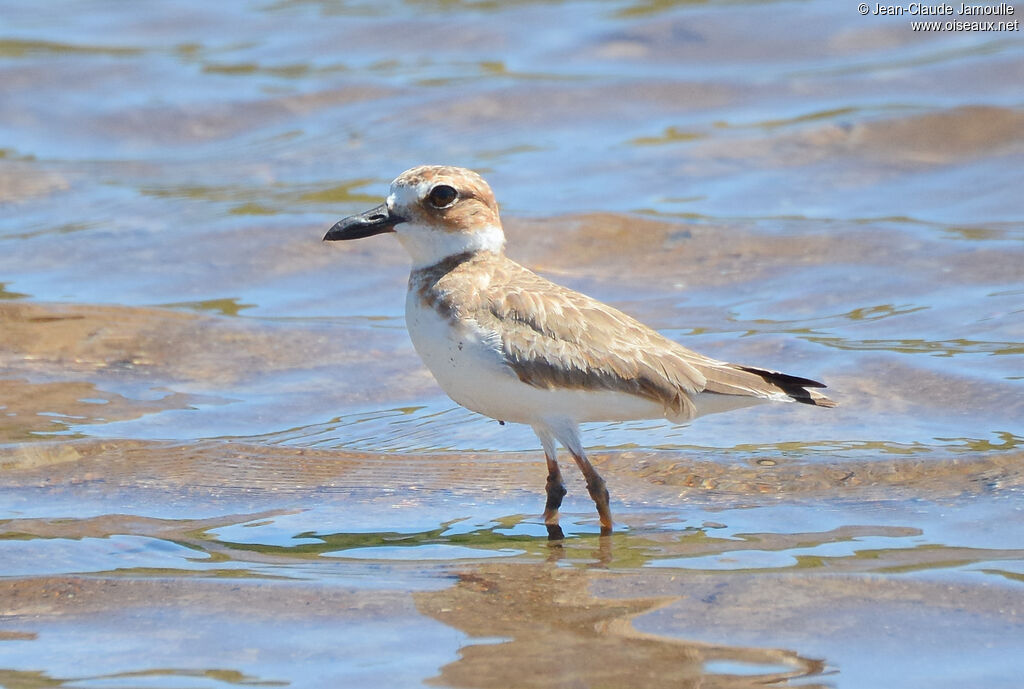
[324,165,835,536]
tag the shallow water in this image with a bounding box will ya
[1,1,1023,688]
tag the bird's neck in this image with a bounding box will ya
[395,223,506,270]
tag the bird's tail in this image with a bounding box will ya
[733,365,837,407]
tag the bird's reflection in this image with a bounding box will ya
[415,560,827,689]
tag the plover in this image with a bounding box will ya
[325,165,834,535]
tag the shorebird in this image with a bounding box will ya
[324,165,834,535]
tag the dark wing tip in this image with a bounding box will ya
[736,365,826,389]
[735,365,836,407]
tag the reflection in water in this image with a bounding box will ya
[415,561,827,689]
[0,668,288,688]
[138,178,384,215]
[1,491,1022,687]
[242,406,1024,456]
[0,574,461,688]
[0,378,206,443]
[0,282,28,300]
[158,297,257,317]
[806,336,1024,357]
[8,506,1021,584]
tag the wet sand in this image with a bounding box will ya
[2,1,1023,687]
[2,433,1022,688]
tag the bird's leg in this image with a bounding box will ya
[543,448,567,526]
[569,448,612,534]
[534,426,567,529]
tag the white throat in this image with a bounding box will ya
[395,223,505,268]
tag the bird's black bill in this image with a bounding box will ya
[323,203,402,241]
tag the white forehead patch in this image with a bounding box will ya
[388,179,433,214]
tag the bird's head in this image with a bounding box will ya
[324,165,506,268]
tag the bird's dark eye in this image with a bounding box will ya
[426,184,458,209]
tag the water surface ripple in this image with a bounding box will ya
[1,1,1022,688]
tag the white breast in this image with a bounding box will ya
[404,289,516,416]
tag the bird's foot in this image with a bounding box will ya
[585,477,613,534]
[545,523,565,541]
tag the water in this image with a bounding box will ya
[1,1,1023,687]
